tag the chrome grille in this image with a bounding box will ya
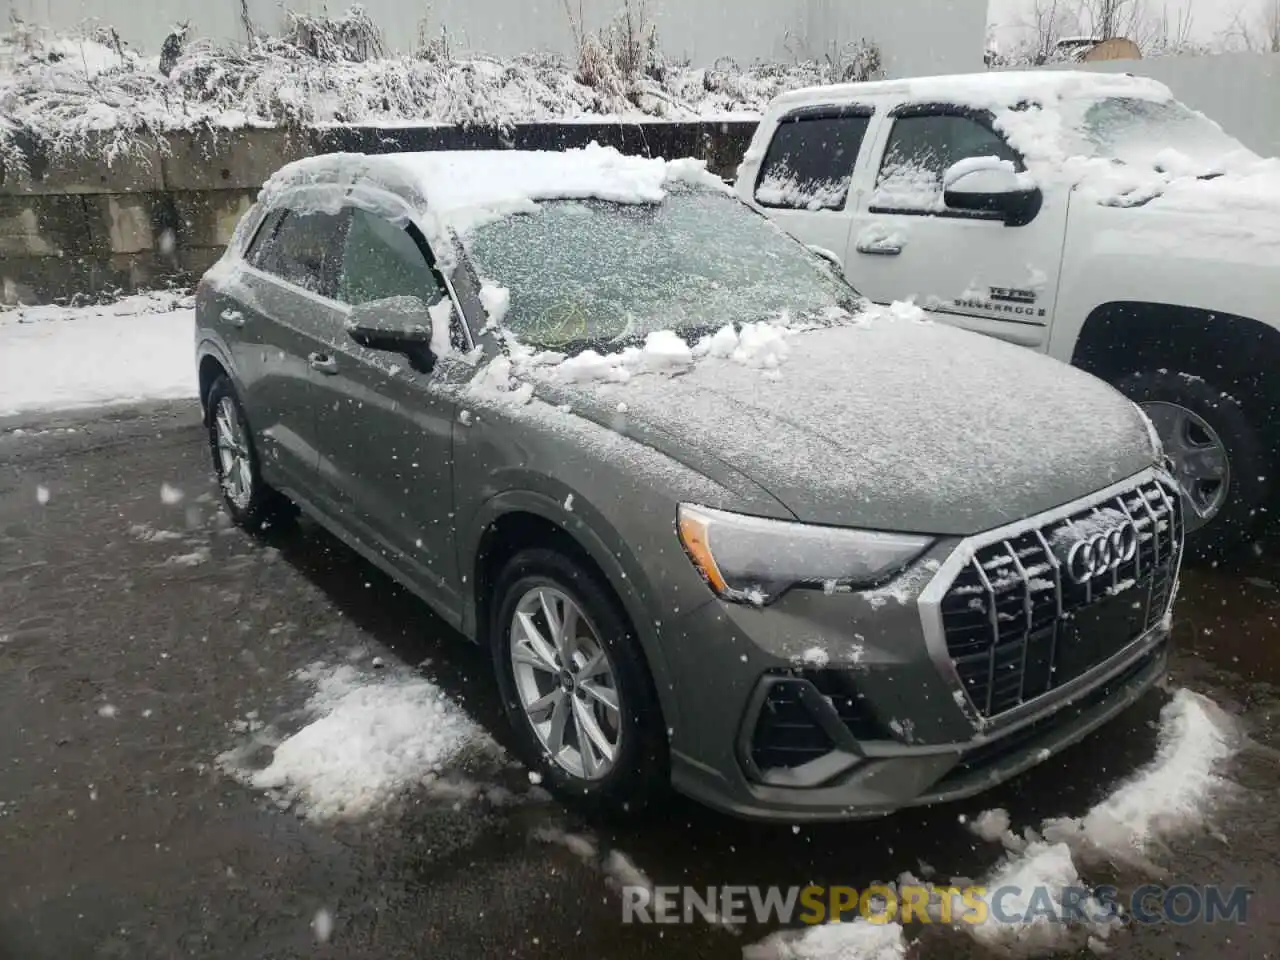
[941,477,1181,719]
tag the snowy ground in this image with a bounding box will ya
[748,689,1240,960]
[0,290,197,418]
[3,398,1278,960]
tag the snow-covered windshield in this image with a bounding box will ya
[1071,96,1252,167]
[464,186,859,350]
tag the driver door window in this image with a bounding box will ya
[871,112,1021,215]
[338,208,444,306]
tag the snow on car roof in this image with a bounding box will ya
[257,143,729,235]
[767,69,1173,113]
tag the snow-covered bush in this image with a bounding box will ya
[280,4,383,62]
[0,6,884,173]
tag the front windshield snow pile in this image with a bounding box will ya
[1071,96,1253,171]
[940,76,1278,210]
[464,186,858,351]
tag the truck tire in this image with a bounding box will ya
[1114,369,1270,564]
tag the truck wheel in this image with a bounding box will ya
[1114,369,1270,563]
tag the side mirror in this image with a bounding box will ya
[942,157,1041,226]
[345,293,442,352]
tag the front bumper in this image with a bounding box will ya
[664,467,1182,822]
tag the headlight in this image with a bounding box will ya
[676,503,934,606]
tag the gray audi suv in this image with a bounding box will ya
[194,146,1182,821]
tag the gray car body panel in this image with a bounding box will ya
[195,163,1172,821]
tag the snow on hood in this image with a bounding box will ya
[257,143,730,240]
[488,304,1157,536]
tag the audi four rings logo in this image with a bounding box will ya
[1066,521,1139,583]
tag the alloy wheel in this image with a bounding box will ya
[509,586,623,781]
[1141,400,1230,529]
[214,396,254,510]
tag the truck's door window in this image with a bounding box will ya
[872,114,1020,214]
[754,113,871,211]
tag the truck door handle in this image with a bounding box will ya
[856,240,903,256]
[308,353,339,375]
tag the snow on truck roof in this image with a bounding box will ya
[767,69,1174,113]
[257,143,729,234]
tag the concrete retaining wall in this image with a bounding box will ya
[0,121,757,304]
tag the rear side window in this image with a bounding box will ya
[337,208,443,306]
[247,209,349,297]
[243,209,285,264]
[754,110,871,211]
[873,112,1021,212]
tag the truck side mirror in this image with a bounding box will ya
[942,157,1042,227]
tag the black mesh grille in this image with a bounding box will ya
[941,642,1165,783]
[941,477,1181,719]
[750,679,834,771]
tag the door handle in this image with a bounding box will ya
[855,240,903,256]
[308,353,339,375]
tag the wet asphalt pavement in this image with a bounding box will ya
[2,401,1280,960]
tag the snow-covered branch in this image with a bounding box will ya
[0,7,883,173]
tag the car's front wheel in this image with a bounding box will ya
[205,375,296,532]
[1115,368,1271,563]
[490,547,667,817]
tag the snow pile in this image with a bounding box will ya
[962,73,1278,215]
[0,18,870,170]
[743,917,906,960]
[222,660,489,821]
[1040,688,1238,860]
[968,807,1012,842]
[468,309,817,395]
[744,687,1240,960]
[963,839,1120,956]
[555,329,694,383]
[0,290,197,417]
[262,144,731,240]
[960,688,1238,955]
[478,283,511,329]
[696,321,793,372]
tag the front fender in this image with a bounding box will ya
[195,336,239,424]
[459,485,686,739]
[1052,205,1278,360]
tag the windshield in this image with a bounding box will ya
[463,186,859,351]
[1073,96,1252,167]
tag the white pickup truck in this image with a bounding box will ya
[735,70,1280,560]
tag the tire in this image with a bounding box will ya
[490,547,668,819]
[1113,368,1271,564]
[205,375,297,532]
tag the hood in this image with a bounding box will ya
[545,319,1156,536]
[1075,161,1280,266]
[1076,153,1280,219]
